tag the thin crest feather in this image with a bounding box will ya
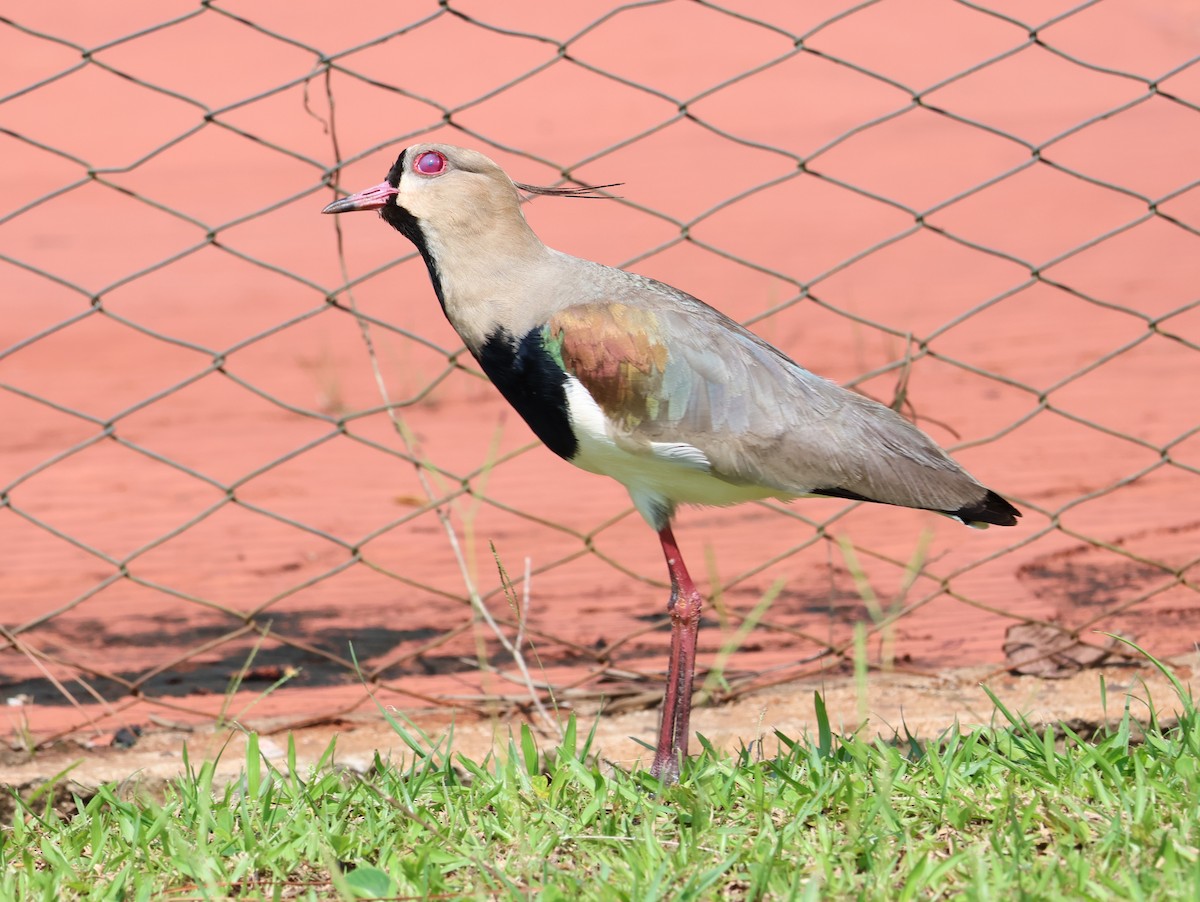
[515,181,623,199]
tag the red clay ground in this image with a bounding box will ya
[1,1,1198,770]
[5,659,1196,800]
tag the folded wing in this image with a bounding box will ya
[545,288,1019,526]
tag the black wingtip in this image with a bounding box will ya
[953,490,1021,527]
[810,485,1022,527]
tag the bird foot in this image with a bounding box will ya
[649,753,680,784]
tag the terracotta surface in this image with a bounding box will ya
[6,656,1196,797]
[1,1,1198,751]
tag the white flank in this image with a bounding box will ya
[562,377,779,525]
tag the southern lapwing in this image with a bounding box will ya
[323,144,1021,781]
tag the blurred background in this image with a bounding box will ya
[2,0,1198,745]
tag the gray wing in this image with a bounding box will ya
[550,280,1011,520]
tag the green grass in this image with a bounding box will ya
[4,653,1200,900]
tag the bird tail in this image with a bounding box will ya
[952,490,1022,528]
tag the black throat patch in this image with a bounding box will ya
[477,328,577,461]
[378,150,446,309]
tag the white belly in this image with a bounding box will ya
[562,377,782,526]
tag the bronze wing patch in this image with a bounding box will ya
[544,304,671,432]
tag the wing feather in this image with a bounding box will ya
[546,285,1011,520]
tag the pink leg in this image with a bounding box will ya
[649,523,704,782]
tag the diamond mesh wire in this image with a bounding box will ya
[2,0,1198,744]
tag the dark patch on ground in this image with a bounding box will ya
[1018,556,1168,609]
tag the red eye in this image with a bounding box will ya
[414,150,447,175]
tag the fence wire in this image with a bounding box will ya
[2,0,1198,746]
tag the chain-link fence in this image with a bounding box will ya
[2,0,1198,746]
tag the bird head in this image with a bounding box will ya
[323,144,533,239]
[323,143,618,231]
[321,144,620,320]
